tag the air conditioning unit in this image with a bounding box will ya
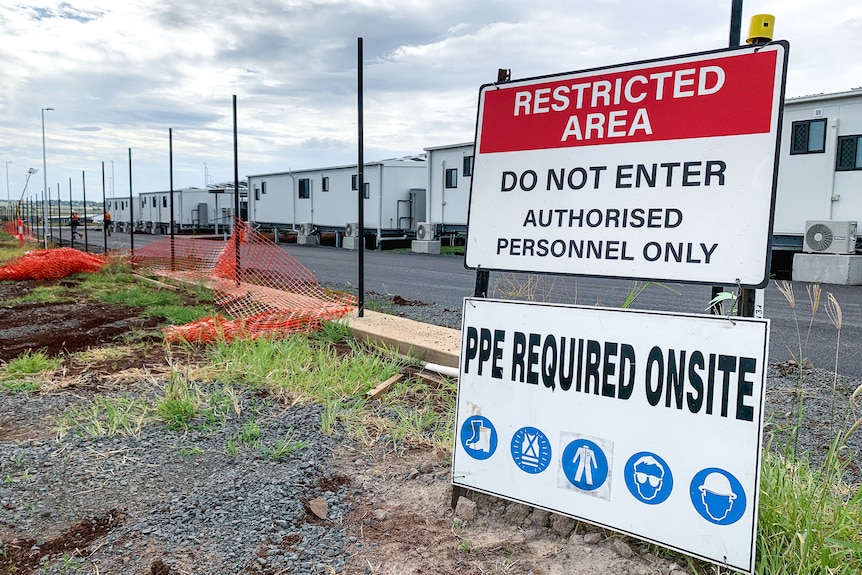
[298,223,313,236]
[345,222,360,237]
[803,220,857,254]
[416,222,436,241]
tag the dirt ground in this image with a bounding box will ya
[0,277,693,575]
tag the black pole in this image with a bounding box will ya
[712,0,743,314]
[233,94,240,285]
[473,69,511,299]
[54,183,61,245]
[82,171,89,253]
[735,1,758,318]
[357,37,365,317]
[101,161,108,252]
[129,148,134,255]
[48,186,53,245]
[169,128,175,271]
[730,0,743,47]
[69,177,73,249]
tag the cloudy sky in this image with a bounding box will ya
[2,0,861,201]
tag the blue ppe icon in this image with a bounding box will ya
[460,415,498,460]
[689,468,747,525]
[510,426,552,474]
[561,438,609,491]
[624,452,673,505]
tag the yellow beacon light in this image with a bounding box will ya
[747,14,775,44]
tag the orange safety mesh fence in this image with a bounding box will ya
[0,247,109,280]
[131,221,356,343]
[3,219,34,240]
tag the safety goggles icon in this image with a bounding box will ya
[635,472,661,487]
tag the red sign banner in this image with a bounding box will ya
[479,50,778,154]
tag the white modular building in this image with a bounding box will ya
[135,186,246,234]
[105,196,133,229]
[246,156,427,238]
[774,89,862,253]
[423,142,474,233]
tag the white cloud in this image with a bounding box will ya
[1,0,859,198]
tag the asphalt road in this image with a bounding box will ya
[37,227,861,379]
[279,243,862,380]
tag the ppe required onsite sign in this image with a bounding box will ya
[464,42,788,287]
[453,298,769,574]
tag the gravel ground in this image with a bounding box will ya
[0,388,354,574]
[1,290,859,575]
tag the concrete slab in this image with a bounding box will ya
[412,240,441,254]
[297,234,318,246]
[792,253,862,285]
[345,309,461,368]
[342,236,360,250]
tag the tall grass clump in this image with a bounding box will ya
[204,329,403,433]
[757,283,862,574]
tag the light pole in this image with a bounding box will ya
[5,161,11,203]
[41,107,54,248]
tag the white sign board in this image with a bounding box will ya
[465,43,788,287]
[453,298,769,574]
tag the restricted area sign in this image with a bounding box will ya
[453,298,769,573]
[465,42,788,287]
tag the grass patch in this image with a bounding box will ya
[2,350,60,375]
[57,395,152,438]
[144,304,216,324]
[0,379,40,393]
[362,374,457,451]
[0,234,28,263]
[262,432,309,461]
[156,372,202,430]
[758,442,862,574]
[236,420,261,444]
[3,284,70,305]
[440,245,465,256]
[204,334,402,402]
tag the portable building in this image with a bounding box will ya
[423,142,474,233]
[774,89,862,252]
[246,156,427,238]
[136,186,245,234]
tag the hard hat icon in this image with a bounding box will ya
[699,472,737,499]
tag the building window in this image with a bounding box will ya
[254,187,260,200]
[261,181,267,195]
[463,155,474,177]
[445,168,458,188]
[152,197,156,207]
[790,118,827,154]
[836,135,862,171]
[321,176,329,192]
[142,198,146,208]
[363,182,370,199]
[351,174,359,190]
[162,196,168,208]
[298,178,311,199]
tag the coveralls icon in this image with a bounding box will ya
[698,472,737,522]
[632,455,665,501]
[560,437,610,495]
[466,419,492,453]
[573,444,597,485]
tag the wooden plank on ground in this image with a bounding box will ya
[365,374,404,400]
